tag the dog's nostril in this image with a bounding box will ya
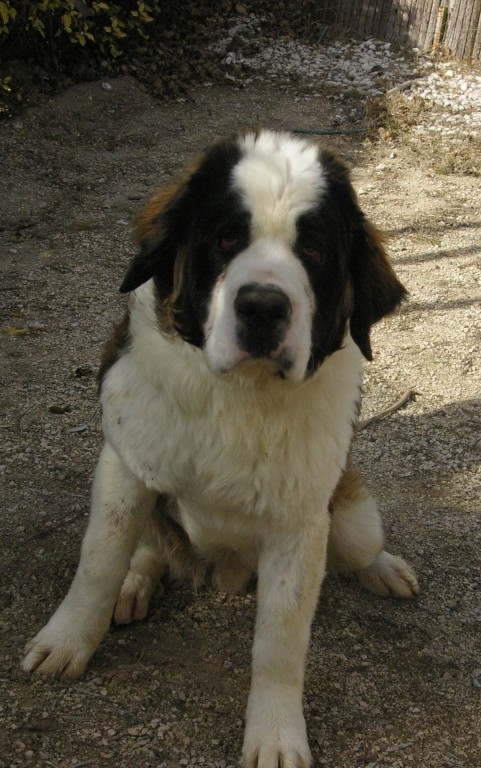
[235,283,291,323]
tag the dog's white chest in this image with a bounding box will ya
[101,332,363,542]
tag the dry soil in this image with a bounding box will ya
[0,75,480,768]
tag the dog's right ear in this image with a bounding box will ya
[120,182,190,295]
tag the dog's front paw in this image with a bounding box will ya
[357,550,420,599]
[242,705,311,768]
[114,570,163,625]
[23,605,104,679]
[242,733,311,768]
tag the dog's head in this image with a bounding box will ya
[121,131,406,382]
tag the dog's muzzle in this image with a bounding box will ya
[234,282,292,358]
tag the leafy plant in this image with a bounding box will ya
[0,0,161,62]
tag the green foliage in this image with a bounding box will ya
[0,0,161,62]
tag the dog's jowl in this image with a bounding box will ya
[23,131,419,768]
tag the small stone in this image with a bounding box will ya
[176,690,187,701]
[471,669,481,688]
[48,404,72,414]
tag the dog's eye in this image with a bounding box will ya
[303,246,324,265]
[217,233,239,252]
[217,228,241,253]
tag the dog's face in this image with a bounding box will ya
[121,131,406,381]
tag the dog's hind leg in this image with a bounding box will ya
[212,552,254,595]
[114,494,208,622]
[327,463,419,598]
[113,515,167,625]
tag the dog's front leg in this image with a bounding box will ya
[23,441,156,679]
[242,516,329,768]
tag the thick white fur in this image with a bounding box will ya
[23,132,419,768]
[236,131,327,241]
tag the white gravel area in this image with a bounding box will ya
[215,14,481,138]
[217,14,414,96]
[407,62,481,137]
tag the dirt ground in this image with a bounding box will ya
[1,74,480,768]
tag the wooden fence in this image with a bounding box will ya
[314,0,481,60]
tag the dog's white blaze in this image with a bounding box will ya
[205,132,326,382]
[235,131,327,241]
[204,237,314,381]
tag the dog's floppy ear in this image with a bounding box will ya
[349,217,407,360]
[120,182,190,295]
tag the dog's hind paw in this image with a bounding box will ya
[357,550,420,599]
[113,571,163,625]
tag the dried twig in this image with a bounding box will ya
[358,388,417,430]
[387,77,422,95]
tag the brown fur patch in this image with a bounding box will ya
[134,183,182,245]
[362,219,399,290]
[330,461,369,509]
[97,313,131,389]
[131,155,206,336]
[154,245,189,335]
[153,498,206,587]
[134,155,204,247]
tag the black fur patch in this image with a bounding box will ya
[120,136,249,348]
[298,149,407,368]
[169,140,251,347]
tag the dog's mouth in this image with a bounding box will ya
[217,344,296,380]
[204,279,311,384]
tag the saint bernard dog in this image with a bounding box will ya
[23,130,419,767]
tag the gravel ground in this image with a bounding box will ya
[0,25,480,768]
[216,12,481,138]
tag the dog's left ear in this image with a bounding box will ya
[349,217,407,360]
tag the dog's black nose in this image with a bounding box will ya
[234,283,291,358]
[234,283,291,324]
